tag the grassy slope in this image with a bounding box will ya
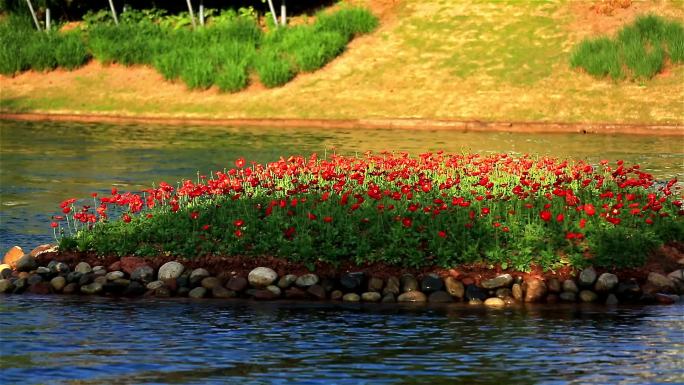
[1,0,683,124]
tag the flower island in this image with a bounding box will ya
[2,152,683,305]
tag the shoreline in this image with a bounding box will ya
[2,112,683,136]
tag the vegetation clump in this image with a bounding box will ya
[53,152,683,271]
[571,14,684,80]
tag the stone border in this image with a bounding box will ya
[2,245,683,306]
[1,113,683,136]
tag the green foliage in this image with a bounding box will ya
[87,23,166,66]
[216,62,249,92]
[589,226,660,268]
[54,31,91,69]
[315,7,379,40]
[571,14,684,80]
[254,49,295,87]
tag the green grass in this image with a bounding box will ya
[571,14,684,80]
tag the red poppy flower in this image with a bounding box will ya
[556,213,564,222]
[402,217,412,228]
[438,231,447,238]
[122,213,131,223]
[234,229,243,237]
[50,222,58,228]
[234,219,244,227]
[323,216,333,223]
[190,211,199,220]
[540,210,552,222]
[235,157,246,168]
[202,224,211,231]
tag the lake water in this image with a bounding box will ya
[1,119,683,384]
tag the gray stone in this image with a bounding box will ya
[523,279,547,303]
[295,273,319,288]
[74,262,92,274]
[106,271,125,281]
[579,290,598,302]
[131,266,155,283]
[27,274,43,285]
[495,287,513,299]
[212,287,235,298]
[481,274,513,289]
[50,276,66,292]
[428,291,452,303]
[484,297,506,307]
[383,276,400,295]
[63,282,78,294]
[421,274,444,293]
[189,268,210,285]
[595,273,619,292]
[307,284,326,300]
[80,282,103,295]
[226,276,248,292]
[579,267,597,287]
[320,278,336,293]
[547,278,561,293]
[93,276,108,285]
[342,293,360,302]
[252,289,279,300]
[559,291,576,302]
[512,283,523,301]
[361,292,382,302]
[468,298,483,305]
[368,277,384,292]
[330,290,343,300]
[340,272,365,291]
[444,277,465,300]
[78,273,93,286]
[277,274,297,289]
[400,274,419,292]
[157,262,184,281]
[16,255,37,272]
[48,261,69,274]
[466,285,488,302]
[36,266,51,275]
[381,293,396,303]
[397,291,427,302]
[188,287,207,299]
[562,279,579,293]
[667,269,684,284]
[248,267,278,287]
[648,272,675,292]
[201,277,223,290]
[154,287,171,297]
[285,287,307,299]
[66,271,82,284]
[617,280,641,300]
[12,278,27,293]
[266,285,282,297]
[0,279,14,293]
[92,266,106,276]
[605,294,619,306]
[146,280,165,290]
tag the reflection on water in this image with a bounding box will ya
[0,296,683,385]
[1,119,683,250]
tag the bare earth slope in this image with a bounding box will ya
[1,0,683,125]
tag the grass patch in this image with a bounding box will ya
[571,14,684,80]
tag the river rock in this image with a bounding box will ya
[266,285,282,297]
[383,276,400,295]
[547,278,561,293]
[131,266,155,283]
[212,287,235,298]
[605,294,619,305]
[361,292,382,302]
[36,267,51,275]
[252,289,278,300]
[0,264,11,279]
[74,262,92,274]
[307,284,326,300]
[655,293,678,305]
[669,269,684,283]
[466,285,488,302]
[616,280,641,300]
[50,276,66,292]
[227,276,248,292]
[397,291,427,302]
[3,246,24,269]
[468,298,483,305]
[595,273,618,292]
[428,291,452,303]
[368,277,384,292]
[295,273,319,288]
[248,267,278,287]
[562,279,579,293]
[484,297,506,307]
[343,293,360,302]
[189,268,210,285]
[523,279,547,303]
[285,287,307,299]
[188,287,206,299]
[512,283,523,301]
[81,282,103,295]
[48,261,69,275]
[330,290,343,300]
[28,282,51,294]
[496,288,513,299]
[401,274,419,292]
[92,266,106,276]
[0,279,14,293]
[16,255,37,272]
[579,267,597,287]
[579,290,598,302]
[420,274,444,293]
[153,286,171,297]
[27,274,43,285]
[559,291,576,302]
[647,273,675,292]
[106,271,125,281]
[163,278,178,292]
[13,278,27,293]
[482,274,513,289]
[120,257,148,275]
[157,262,184,281]
[123,281,145,297]
[277,274,297,289]
[201,277,223,290]
[382,293,396,303]
[103,279,129,294]
[79,273,94,286]
[30,244,57,258]
[94,276,108,285]
[146,281,165,290]
[444,277,464,300]
[63,282,78,294]
[340,272,365,291]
